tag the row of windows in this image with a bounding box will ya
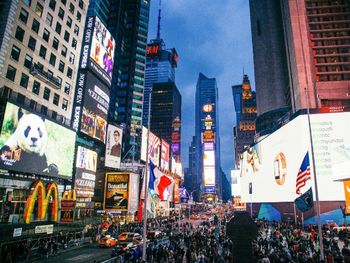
[5,65,69,110]
[314,56,350,63]
[306,0,348,8]
[309,22,349,31]
[311,31,349,39]
[316,64,350,72]
[312,39,350,46]
[316,73,350,81]
[308,14,350,23]
[307,7,349,15]
[313,47,350,55]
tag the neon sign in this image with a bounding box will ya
[24,180,58,224]
[146,45,159,56]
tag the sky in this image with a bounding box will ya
[148,0,255,177]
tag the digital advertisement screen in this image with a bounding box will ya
[105,124,122,169]
[203,151,215,166]
[80,74,109,143]
[231,169,241,197]
[140,126,160,165]
[160,139,170,171]
[104,173,129,211]
[203,166,215,186]
[75,146,97,198]
[240,112,349,203]
[0,102,75,178]
[89,17,115,85]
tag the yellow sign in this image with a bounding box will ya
[24,180,58,224]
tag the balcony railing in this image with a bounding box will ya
[30,64,61,89]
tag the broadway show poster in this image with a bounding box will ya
[105,125,122,169]
[104,173,129,211]
[80,74,109,143]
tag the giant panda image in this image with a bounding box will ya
[0,109,58,175]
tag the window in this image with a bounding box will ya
[67,67,73,78]
[43,29,50,42]
[30,100,37,110]
[10,45,21,61]
[52,37,59,50]
[6,65,16,81]
[79,0,84,9]
[58,61,65,72]
[76,11,81,22]
[61,45,67,57]
[52,111,57,120]
[53,93,60,105]
[15,26,25,42]
[58,7,64,20]
[49,0,56,11]
[66,16,72,27]
[69,52,75,64]
[20,73,29,88]
[36,62,43,70]
[46,13,53,26]
[24,54,33,69]
[64,82,70,94]
[32,19,40,33]
[74,25,79,35]
[19,8,29,24]
[62,99,68,111]
[23,0,31,6]
[55,22,62,34]
[35,2,43,17]
[72,38,77,49]
[57,76,62,86]
[61,0,66,5]
[32,80,40,95]
[48,70,53,78]
[28,36,36,51]
[43,87,50,100]
[39,45,47,59]
[69,3,75,14]
[64,31,70,42]
[41,105,47,115]
[49,53,56,66]
[17,94,25,104]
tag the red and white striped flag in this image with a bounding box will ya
[296,152,311,195]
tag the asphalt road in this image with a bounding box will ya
[32,244,113,263]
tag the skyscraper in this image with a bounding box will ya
[87,0,110,26]
[232,75,257,167]
[195,73,222,200]
[250,0,350,133]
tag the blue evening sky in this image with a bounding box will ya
[148,0,255,177]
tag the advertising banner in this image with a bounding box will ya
[204,166,215,186]
[0,102,76,178]
[80,75,109,143]
[128,173,140,213]
[160,139,170,171]
[140,126,160,165]
[173,179,180,203]
[75,146,97,199]
[105,125,122,168]
[240,112,349,203]
[104,173,129,211]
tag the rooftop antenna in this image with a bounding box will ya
[156,0,162,40]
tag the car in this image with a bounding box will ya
[99,235,117,247]
[200,215,207,220]
[118,232,143,244]
[205,210,212,215]
[190,214,200,220]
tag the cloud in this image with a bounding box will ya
[148,0,255,175]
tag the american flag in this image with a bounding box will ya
[296,152,311,195]
[148,131,160,165]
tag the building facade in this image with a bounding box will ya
[232,75,257,167]
[194,73,222,200]
[250,0,350,134]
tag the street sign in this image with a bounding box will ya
[13,228,22,237]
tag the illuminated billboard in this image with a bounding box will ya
[79,74,109,143]
[80,16,115,86]
[202,104,214,113]
[103,172,139,212]
[140,126,160,165]
[203,151,215,166]
[75,146,97,199]
[160,139,170,170]
[240,112,350,203]
[0,102,75,178]
[202,130,215,143]
[105,125,122,168]
[203,166,215,186]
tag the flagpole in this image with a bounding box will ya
[142,88,152,261]
[305,88,324,260]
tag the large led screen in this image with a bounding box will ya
[140,126,160,166]
[105,124,122,169]
[204,166,215,186]
[203,151,215,166]
[75,146,97,198]
[80,74,109,143]
[0,102,75,178]
[160,139,170,171]
[104,173,129,211]
[240,112,350,203]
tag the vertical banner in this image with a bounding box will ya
[173,179,180,203]
[160,139,170,171]
[105,125,123,168]
[343,180,350,214]
[104,173,129,211]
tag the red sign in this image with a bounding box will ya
[146,45,159,56]
[202,131,215,142]
[172,132,180,143]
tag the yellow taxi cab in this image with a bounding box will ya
[98,235,117,248]
[190,214,200,220]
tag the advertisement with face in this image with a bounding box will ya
[80,74,109,143]
[0,102,75,178]
[104,173,129,211]
[75,146,97,199]
[105,125,122,168]
[89,16,115,86]
[140,126,160,165]
[240,113,347,203]
[160,139,170,171]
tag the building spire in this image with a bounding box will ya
[157,0,162,40]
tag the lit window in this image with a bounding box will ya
[35,3,43,17]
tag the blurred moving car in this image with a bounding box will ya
[118,232,143,244]
[99,235,117,247]
[190,214,200,220]
[200,215,207,220]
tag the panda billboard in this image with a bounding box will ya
[0,102,76,178]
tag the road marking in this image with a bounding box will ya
[68,254,95,261]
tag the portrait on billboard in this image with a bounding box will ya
[104,173,129,211]
[105,125,123,168]
[79,75,109,143]
[0,102,75,178]
[90,17,115,80]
